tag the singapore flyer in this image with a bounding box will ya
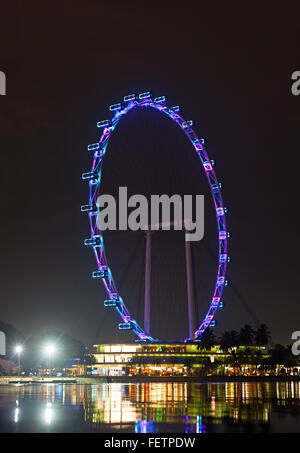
[81,92,229,342]
[2,1,299,437]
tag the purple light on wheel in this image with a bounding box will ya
[219,231,227,240]
[219,254,227,263]
[82,91,229,342]
[216,207,225,216]
[123,316,131,323]
[203,162,213,171]
[212,297,220,306]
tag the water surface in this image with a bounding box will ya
[0,381,300,433]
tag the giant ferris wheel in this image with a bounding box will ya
[81,92,229,342]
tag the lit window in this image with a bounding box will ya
[111,345,121,353]
[122,345,138,353]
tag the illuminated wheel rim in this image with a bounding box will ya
[81,92,229,342]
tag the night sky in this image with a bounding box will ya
[0,2,299,346]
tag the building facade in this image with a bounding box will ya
[89,343,266,377]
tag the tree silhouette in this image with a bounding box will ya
[219,330,239,351]
[238,325,254,345]
[268,344,298,369]
[196,327,216,351]
[254,324,271,346]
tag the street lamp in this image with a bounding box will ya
[44,344,55,375]
[15,346,23,377]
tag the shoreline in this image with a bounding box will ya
[0,375,300,385]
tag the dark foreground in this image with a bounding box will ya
[0,381,300,433]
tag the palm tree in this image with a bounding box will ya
[219,330,239,352]
[254,324,271,346]
[219,331,232,352]
[229,330,239,347]
[196,327,216,351]
[268,344,298,371]
[238,325,254,346]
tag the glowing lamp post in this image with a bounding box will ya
[15,345,23,377]
[44,344,55,375]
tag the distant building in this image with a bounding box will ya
[89,343,266,377]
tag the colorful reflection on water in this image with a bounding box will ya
[0,381,300,432]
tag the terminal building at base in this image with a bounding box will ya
[87,343,267,377]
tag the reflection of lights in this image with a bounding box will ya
[14,400,19,423]
[56,384,62,399]
[184,414,189,433]
[14,408,19,423]
[135,420,154,433]
[60,381,283,429]
[44,402,53,425]
[211,395,216,415]
[196,415,206,434]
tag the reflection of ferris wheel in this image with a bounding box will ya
[81,92,229,342]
